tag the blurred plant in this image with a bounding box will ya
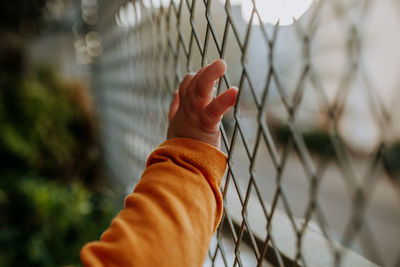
[0,174,116,267]
[272,123,400,183]
[272,123,334,158]
[0,1,119,265]
[383,142,400,182]
[0,64,99,184]
[0,46,118,266]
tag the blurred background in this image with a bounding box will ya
[1,0,399,266]
[0,1,121,266]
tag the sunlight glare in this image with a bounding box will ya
[220,0,315,26]
[143,0,180,9]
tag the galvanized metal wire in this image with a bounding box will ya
[90,0,400,266]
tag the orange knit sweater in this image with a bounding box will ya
[80,138,227,267]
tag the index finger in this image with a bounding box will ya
[189,59,226,109]
[196,59,226,98]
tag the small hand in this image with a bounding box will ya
[167,59,238,148]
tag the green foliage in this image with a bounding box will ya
[0,64,118,266]
[0,65,95,180]
[0,174,116,267]
[273,124,334,158]
[383,142,400,181]
[273,124,400,181]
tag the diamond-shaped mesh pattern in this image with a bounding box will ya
[91,0,400,266]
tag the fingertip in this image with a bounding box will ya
[225,87,238,106]
[212,59,227,74]
[229,86,239,95]
[216,58,227,69]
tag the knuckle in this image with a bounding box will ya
[186,99,199,114]
[217,96,225,106]
[205,106,218,120]
[193,87,204,100]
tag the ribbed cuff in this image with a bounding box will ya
[146,138,227,188]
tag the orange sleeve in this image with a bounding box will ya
[80,138,227,267]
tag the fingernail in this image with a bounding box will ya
[231,86,238,91]
[214,58,226,68]
[208,59,227,73]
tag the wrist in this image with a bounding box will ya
[167,128,221,149]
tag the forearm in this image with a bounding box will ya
[80,138,227,267]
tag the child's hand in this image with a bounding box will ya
[167,59,238,148]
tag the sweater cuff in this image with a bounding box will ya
[146,138,228,188]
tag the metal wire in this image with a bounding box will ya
[91,0,400,266]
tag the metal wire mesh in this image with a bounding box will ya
[90,0,400,266]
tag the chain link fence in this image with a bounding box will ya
[90,0,400,266]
